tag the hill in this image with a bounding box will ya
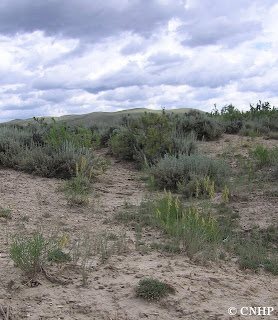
[5,107,201,126]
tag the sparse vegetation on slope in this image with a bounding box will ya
[1,102,278,319]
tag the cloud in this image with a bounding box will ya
[0,0,278,122]
[0,0,186,42]
[180,19,261,47]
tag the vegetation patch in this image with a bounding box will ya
[135,278,174,301]
[10,232,60,279]
[149,153,228,194]
[0,208,12,219]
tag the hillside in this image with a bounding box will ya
[5,107,200,126]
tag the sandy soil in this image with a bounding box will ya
[1,137,278,320]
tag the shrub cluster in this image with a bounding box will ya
[171,110,223,140]
[135,278,173,301]
[149,153,227,195]
[0,122,95,179]
[209,101,278,136]
[109,110,200,167]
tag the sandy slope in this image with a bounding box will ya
[0,138,278,320]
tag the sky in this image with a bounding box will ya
[0,0,278,122]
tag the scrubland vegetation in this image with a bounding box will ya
[1,101,278,318]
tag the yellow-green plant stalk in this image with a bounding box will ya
[222,185,229,203]
[60,234,68,248]
[89,167,93,180]
[80,156,86,173]
[156,208,161,218]
[75,162,79,176]
[209,181,215,199]
[174,197,180,212]
[167,190,172,212]
[204,176,210,193]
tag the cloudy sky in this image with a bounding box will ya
[0,0,278,122]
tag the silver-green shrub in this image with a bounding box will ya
[149,153,228,191]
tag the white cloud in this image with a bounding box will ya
[0,0,278,122]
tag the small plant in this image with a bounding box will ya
[251,145,272,168]
[47,248,71,263]
[70,231,94,286]
[135,278,173,301]
[59,156,93,206]
[10,232,59,279]
[222,185,229,203]
[0,209,12,219]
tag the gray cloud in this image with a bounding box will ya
[147,52,183,66]
[0,0,186,41]
[0,0,278,122]
[180,19,261,47]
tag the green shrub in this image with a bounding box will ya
[250,145,271,168]
[173,111,223,140]
[90,123,119,147]
[249,145,278,169]
[209,101,278,136]
[35,118,92,149]
[149,153,228,192]
[135,278,173,301]
[132,111,173,163]
[109,111,175,166]
[10,232,59,279]
[109,128,136,160]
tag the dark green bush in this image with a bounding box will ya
[172,111,223,140]
[48,248,71,263]
[109,111,174,165]
[108,111,198,167]
[109,128,137,160]
[90,123,120,147]
[209,101,278,136]
[135,278,173,301]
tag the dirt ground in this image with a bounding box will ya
[0,135,278,320]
